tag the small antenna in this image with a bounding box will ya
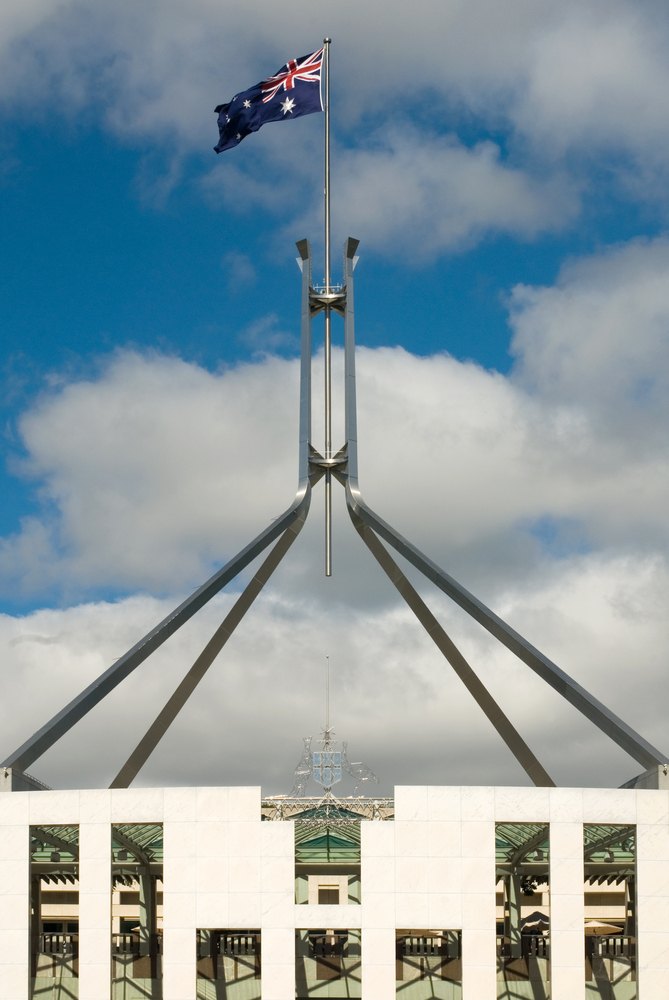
[325,655,330,731]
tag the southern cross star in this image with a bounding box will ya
[281,97,296,115]
[243,100,251,109]
[236,133,242,140]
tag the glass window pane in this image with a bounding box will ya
[496,822,550,999]
[112,823,163,999]
[584,824,636,1000]
[30,825,79,1000]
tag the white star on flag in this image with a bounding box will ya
[281,97,296,115]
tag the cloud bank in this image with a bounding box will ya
[1,235,669,790]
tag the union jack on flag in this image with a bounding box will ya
[214,47,324,154]
[261,48,324,103]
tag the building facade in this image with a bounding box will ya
[1,783,668,999]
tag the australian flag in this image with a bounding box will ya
[214,48,324,153]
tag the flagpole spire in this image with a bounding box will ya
[323,36,332,576]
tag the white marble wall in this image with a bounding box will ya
[0,784,668,999]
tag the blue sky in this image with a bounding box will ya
[1,1,669,791]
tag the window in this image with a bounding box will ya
[296,929,361,997]
[496,822,550,999]
[584,824,636,999]
[30,825,79,999]
[396,931,461,997]
[196,930,261,998]
[111,823,163,999]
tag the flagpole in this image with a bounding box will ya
[323,37,332,577]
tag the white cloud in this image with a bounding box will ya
[4,235,669,595]
[1,550,667,791]
[1,235,669,787]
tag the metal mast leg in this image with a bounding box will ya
[110,513,307,788]
[323,37,332,577]
[350,510,555,787]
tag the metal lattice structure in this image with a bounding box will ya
[2,235,667,790]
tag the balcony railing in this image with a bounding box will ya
[39,934,78,955]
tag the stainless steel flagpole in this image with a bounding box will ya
[323,37,332,576]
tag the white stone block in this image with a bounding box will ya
[550,820,583,859]
[0,893,28,928]
[228,786,261,821]
[258,926,293,965]
[551,960,586,1000]
[0,964,28,1000]
[78,960,111,1000]
[460,786,494,822]
[549,787,583,822]
[196,855,228,894]
[163,962,196,1000]
[80,822,110,861]
[228,891,262,925]
[262,892,293,927]
[550,894,584,933]
[360,959,396,1000]
[427,820,462,857]
[395,892,429,927]
[0,825,27,861]
[395,785,428,821]
[0,859,28,895]
[165,854,197,893]
[461,960,496,1000]
[460,821,494,858]
[582,787,636,823]
[494,785,549,820]
[362,854,394,892]
[196,786,229,822]
[29,789,79,825]
[361,819,395,856]
[427,892,462,928]
[637,823,669,862]
[78,789,111,824]
[78,892,110,930]
[196,821,229,858]
[164,890,197,927]
[362,926,395,960]
[636,789,669,825]
[195,892,229,928]
[0,795,29,824]
[228,820,262,857]
[228,854,261,894]
[394,819,428,857]
[164,787,198,822]
[395,856,428,893]
[462,892,495,930]
[427,785,461,821]
[261,854,294,894]
[638,859,669,897]
[362,892,396,927]
[638,928,669,969]
[295,903,361,928]
[165,820,198,858]
[261,961,294,1000]
[111,786,163,821]
[461,855,493,894]
[261,821,293,857]
[427,858,462,893]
